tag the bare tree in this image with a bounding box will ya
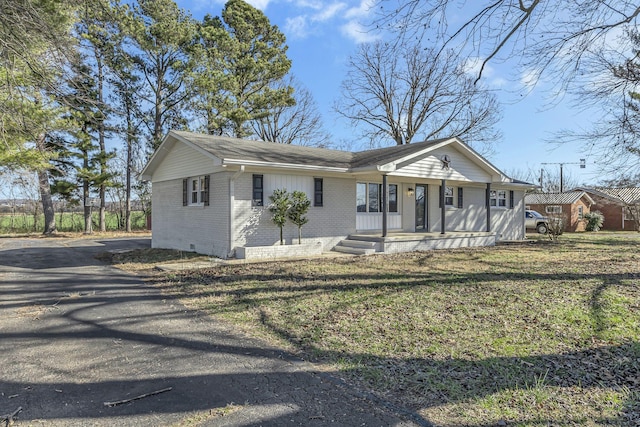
[251,76,331,147]
[552,28,640,176]
[335,41,501,153]
[375,1,640,89]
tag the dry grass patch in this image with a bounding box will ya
[120,234,639,426]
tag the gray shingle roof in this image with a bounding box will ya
[174,131,354,168]
[525,191,592,205]
[173,130,453,170]
[350,138,449,168]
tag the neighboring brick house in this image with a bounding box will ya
[576,187,640,231]
[141,130,534,259]
[525,191,595,232]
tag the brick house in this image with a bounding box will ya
[141,131,535,259]
[576,187,640,231]
[524,191,595,232]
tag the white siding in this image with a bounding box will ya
[151,173,230,257]
[429,185,487,232]
[264,174,313,195]
[356,214,402,230]
[231,173,356,252]
[492,189,526,240]
[392,147,492,183]
[153,142,218,182]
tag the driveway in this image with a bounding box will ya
[0,237,425,426]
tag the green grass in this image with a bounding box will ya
[124,233,639,426]
[0,210,147,234]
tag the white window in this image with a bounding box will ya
[578,206,584,219]
[356,182,398,213]
[189,176,206,206]
[444,186,454,206]
[546,205,562,214]
[490,190,507,207]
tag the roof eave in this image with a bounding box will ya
[223,158,350,173]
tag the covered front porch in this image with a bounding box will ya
[333,230,497,255]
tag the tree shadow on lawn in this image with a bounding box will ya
[168,263,640,425]
[259,310,640,425]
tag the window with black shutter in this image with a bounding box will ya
[509,190,514,209]
[252,174,264,206]
[314,178,323,207]
[457,187,463,208]
[183,179,188,206]
[203,175,210,206]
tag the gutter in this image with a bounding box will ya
[228,165,245,258]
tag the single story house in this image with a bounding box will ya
[575,187,640,231]
[524,191,595,232]
[141,131,535,259]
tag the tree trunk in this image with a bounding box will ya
[83,178,92,235]
[125,101,133,233]
[35,134,56,235]
[37,169,56,235]
[97,53,107,232]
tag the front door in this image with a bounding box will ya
[415,184,427,230]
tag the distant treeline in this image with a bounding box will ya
[0,210,148,234]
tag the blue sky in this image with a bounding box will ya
[180,0,607,187]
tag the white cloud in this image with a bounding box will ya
[521,69,540,90]
[344,0,376,19]
[341,20,380,44]
[292,0,323,8]
[312,2,347,22]
[461,57,509,88]
[285,15,309,38]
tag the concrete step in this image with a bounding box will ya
[333,245,376,256]
[339,239,377,249]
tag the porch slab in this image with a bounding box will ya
[348,231,497,254]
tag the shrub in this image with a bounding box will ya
[268,189,290,245]
[584,211,604,232]
[287,191,310,244]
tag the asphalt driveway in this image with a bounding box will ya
[0,237,425,426]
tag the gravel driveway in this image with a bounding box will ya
[0,237,426,426]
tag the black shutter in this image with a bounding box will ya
[182,179,188,206]
[203,175,210,206]
[509,190,514,209]
[439,186,442,208]
[252,174,263,206]
[314,178,323,207]
[458,187,463,208]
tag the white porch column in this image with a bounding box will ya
[440,179,446,234]
[382,174,388,237]
[486,183,492,232]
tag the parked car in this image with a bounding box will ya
[525,210,551,234]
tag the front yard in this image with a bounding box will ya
[116,233,640,426]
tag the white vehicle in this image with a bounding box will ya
[525,210,550,234]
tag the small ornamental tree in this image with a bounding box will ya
[287,190,310,244]
[269,188,290,245]
[584,211,604,232]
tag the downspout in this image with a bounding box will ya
[228,165,245,258]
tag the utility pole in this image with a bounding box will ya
[541,159,586,192]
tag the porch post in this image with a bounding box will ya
[440,179,446,234]
[486,183,491,232]
[382,174,388,237]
